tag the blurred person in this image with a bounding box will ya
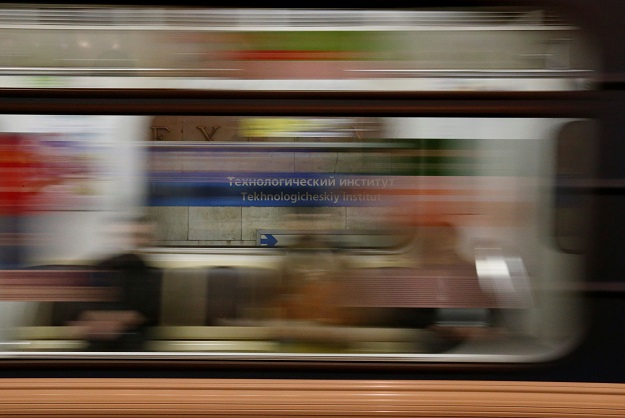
[278,233,346,326]
[273,209,353,327]
[69,215,161,351]
[414,222,470,267]
[415,222,505,349]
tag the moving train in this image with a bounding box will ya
[0,0,624,416]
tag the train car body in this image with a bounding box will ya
[0,1,623,416]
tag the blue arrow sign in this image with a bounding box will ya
[260,234,278,247]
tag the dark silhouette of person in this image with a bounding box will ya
[71,216,161,351]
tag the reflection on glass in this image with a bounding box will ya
[0,115,591,361]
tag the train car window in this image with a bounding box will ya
[0,114,593,362]
[553,120,598,254]
[0,4,599,365]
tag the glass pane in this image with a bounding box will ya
[0,115,593,362]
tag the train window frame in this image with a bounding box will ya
[0,106,597,367]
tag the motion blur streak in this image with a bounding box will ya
[0,379,624,417]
